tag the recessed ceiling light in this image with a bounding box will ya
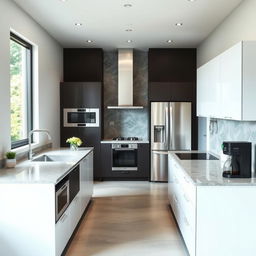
[86,40,93,43]
[175,23,183,26]
[125,28,133,32]
[127,40,133,43]
[187,0,196,1]
[166,40,173,43]
[75,23,82,26]
[124,3,132,7]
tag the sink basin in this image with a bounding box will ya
[32,155,56,162]
[32,154,72,162]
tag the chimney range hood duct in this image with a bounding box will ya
[107,49,144,109]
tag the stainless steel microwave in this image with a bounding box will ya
[63,108,99,127]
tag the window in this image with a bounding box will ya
[10,33,33,149]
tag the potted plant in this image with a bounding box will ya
[5,151,17,168]
[66,137,83,151]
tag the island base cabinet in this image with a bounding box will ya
[196,186,256,256]
[80,151,93,215]
[168,157,196,256]
[168,153,256,256]
[55,209,71,256]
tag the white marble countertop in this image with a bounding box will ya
[169,151,256,186]
[101,140,149,144]
[0,147,93,184]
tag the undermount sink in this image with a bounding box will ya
[32,154,69,162]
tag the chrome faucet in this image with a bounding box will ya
[28,129,52,160]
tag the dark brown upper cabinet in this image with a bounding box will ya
[148,49,196,83]
[64,48,103,82]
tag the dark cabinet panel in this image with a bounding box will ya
[137,144,150,179]
[60,82,102,108]
[64,48,103,82]
[148,49,196,83]
[149,82,195,102]
[100,143,112,178]
[60,127,101,179]
[100,143,149,180]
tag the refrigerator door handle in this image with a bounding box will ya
[152,151,169,155]
[165,106,169,147]
[169,105,173,150]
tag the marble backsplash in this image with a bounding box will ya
[103,51,149,140]
[209,119,256,171]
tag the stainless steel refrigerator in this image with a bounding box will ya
[151,102,192,181]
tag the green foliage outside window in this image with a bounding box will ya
[10,40,24,142]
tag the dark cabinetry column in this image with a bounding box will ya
[148,48,197,149]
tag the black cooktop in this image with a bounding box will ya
[175,153,219,160]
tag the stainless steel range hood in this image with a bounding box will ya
[107,49,144,109]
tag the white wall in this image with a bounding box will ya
[0,0,63,159]
[197,0,256,67]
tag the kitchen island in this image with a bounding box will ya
[168,151,256,256]
[0,148,93,256]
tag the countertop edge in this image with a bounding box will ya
[168,151,256,186]
[0,147,94,185]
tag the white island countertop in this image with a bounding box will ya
[0,147,93,184]
[169,151,256,186]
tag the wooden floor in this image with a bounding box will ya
[66,181,188,256]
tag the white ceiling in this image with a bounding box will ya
[13,0,243,50]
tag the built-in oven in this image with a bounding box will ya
[55,176,70,222]
[63,108,99,127]
[112,143,138,171]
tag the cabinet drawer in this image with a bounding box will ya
[179,207,196,256]
[173,177,195,225]
[172,160,196,205]
[55,209,70,256]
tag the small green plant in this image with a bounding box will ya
[5,151,16,159]
[66,137,82,147]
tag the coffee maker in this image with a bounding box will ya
[222,141,251,178]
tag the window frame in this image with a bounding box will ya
[10,32,33,149]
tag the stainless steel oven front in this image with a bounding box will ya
[112,143,138,171]
[55,178,70,222]
[63,108,99,127]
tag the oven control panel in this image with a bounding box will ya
[112,143,138,149]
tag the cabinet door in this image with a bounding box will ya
[100,143,113,178]
[197,57,220,118]
[79,158,88,214]
[69,195,81,232]
[55,209,70,256]
[137,144,150,179]
[219,43,242,120]
[87,151,94,198]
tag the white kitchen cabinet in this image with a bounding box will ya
[55,209,71,256]
[168,157,196,256]
[0,149,94,256]
[197,41,256,120]
[79,151,93,215]
[69,194,82,232]
[197,57,220,118]
[168,153,256,256]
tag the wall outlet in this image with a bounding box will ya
[109,121,115,126]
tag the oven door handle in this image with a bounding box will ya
[113,148,136,151]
